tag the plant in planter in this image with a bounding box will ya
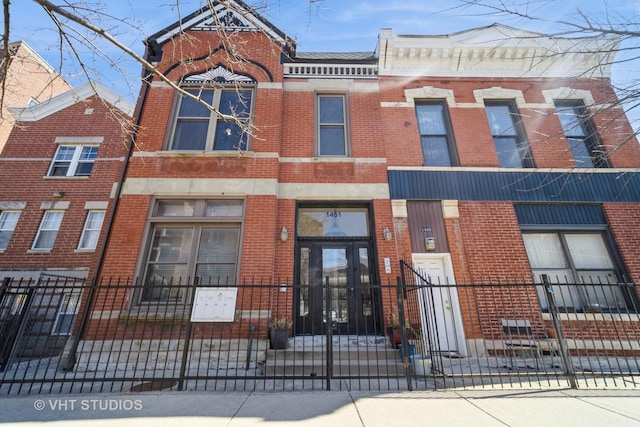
[386,311,415,349]
[269,317,292,350]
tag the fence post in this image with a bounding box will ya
[542,276,577,389]
[325,276,333,391]
[396,275,413,391]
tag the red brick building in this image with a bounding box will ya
[0,83,132,361]
[85,3,640,355]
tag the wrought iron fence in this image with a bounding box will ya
[0,270,638,395]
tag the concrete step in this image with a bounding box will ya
[263,348,407,376]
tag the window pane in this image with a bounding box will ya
[79,146,98,160]
[522,234,567,269]
[178,90,214,117]
[565,234,614,269]
[54,146,76,161]
[421,136,451,166]
[172,120,209,150]
[218,90,252,119]
[214,121,247,150]
[143,264,188,302]
[205,200,244,217]
[319,127,346,155]
[494,137,524,168]
[486,105,516,136]
[33,212,63,249]
[157,201,196,217]
[567,137,594,167]
[197,228,239,263]
[195,264,237,286]
[319,97,344,124]
[149,227,194,262]
[79,211,105,250]
[416,104,446,134]
[297,208,369,237]
[0,211,20,251]
[556,106,585,137]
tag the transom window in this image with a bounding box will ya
[141,199,244,303]
[522,232,631,312]
[170,88,253,151]
[317,94,349,156]
[554,100,608,168]
[78,210,105,250]
[48,145,98,177]
[0,210,20,251]
[32,211,64,250]
[484,101,533,168]
[415,101,457,166]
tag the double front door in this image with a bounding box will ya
[296,242,379,335]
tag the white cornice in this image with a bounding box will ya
[8,82,134,121]
[377,24,619,79]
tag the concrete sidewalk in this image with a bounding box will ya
[0,389,639,426]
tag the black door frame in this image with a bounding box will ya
[293,201,383,336]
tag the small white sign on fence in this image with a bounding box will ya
[190,287,238,322]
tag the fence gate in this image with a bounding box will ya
[0,287,34,372]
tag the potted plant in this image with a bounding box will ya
[386,311,415,349]
[269,317,292,350]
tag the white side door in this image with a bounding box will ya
[412,254,467,357]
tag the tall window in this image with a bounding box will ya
[141,199,244,303]
[0,210,20,251]
[522,232,630,312]
[317,94,349,156]
[32,211,64,250]
[485,101,533,168]
[170,88,253,151]
[78,210,105,250]
[415,101,457,166]
[48,145,98,177]
[554,100,608,168]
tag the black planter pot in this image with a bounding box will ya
[269,328,289,349]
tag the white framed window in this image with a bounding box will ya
[32,211,64,250]
[317,94,349,156]
[48,145,98,177]
[141,199,244,303]
[170,88,253,151]
[0,210,21,251]
[78,210,105,250]
[51,292,81,335]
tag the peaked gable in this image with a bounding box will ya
[8,82,134,121]
[147,0,293,52]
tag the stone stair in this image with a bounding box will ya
[263,335,408,377]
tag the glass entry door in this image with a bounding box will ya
[297,242,377,335]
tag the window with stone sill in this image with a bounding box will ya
[48,145,98,177]
[169,87,254,152]
[140,199,244,304]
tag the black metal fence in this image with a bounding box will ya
[0,270,639,395]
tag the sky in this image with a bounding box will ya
[6,0,640,120]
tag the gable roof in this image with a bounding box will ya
[146,0,294,55]
[8,82,134,121]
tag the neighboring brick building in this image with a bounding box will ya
[85,4,640,353]
[0,83,133,361]
[0,41,71,154]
